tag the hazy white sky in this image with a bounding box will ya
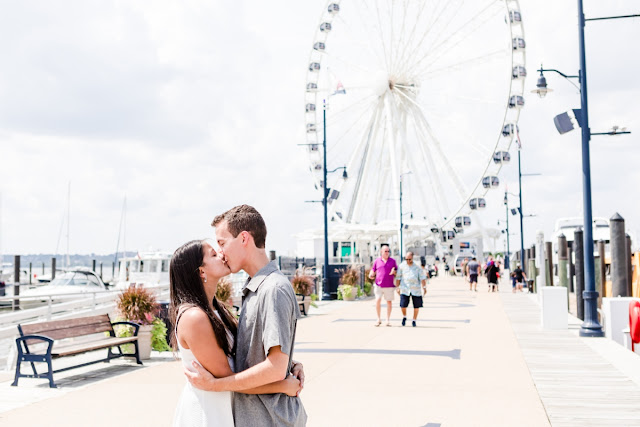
[0,0,638,257]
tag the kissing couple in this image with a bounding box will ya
[170,205,308,426]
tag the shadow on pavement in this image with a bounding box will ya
[332,318,470,323]
[294,348,461,359]
[33,364,144,389]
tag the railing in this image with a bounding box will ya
[0,285,170,341]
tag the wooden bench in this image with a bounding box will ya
[12,314,142,388]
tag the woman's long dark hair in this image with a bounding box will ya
[169,239,237,356]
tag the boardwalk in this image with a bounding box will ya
[502,292,640,426]
[0,275,638,426]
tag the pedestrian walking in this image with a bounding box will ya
[467,257,480,292]
[461,257,469,282]
[512,263,527,293]
[396,252,427,327]
[369,245,398,327]
[485,256,499,292]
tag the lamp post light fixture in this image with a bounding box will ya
[532,2,638,337]
[399,171,412,259]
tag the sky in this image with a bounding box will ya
[0,0,638,258]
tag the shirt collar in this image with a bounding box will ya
[243,261,278,295]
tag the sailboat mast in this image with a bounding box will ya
[114,196,127,266]
[66,182,71,268]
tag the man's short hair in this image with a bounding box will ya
[472,257,477,260]
[212,205,267,248]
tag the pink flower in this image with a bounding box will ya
[144,312,154,324]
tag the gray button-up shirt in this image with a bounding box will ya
[233,261,307,427]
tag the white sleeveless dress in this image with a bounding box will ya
[172,310,235,427]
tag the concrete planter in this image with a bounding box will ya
[138,324,153,360]
[339,285,357,301]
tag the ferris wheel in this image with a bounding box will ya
[303,0,526,243]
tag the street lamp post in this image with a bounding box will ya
[322,100,330,301]
[399,171,412,259]
[316,100,348,300]
[531,2,638,337]
[517,149,524,269]
[504,191,510,270]
[575,0,602,337]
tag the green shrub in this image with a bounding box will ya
[151,318,171,352]
[363,281,372,296]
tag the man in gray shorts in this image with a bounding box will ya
[185,205,307,426]
[466,257,480,292]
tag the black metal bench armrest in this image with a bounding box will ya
[16,335,54,356]
[296,293,306,301]
[110,321,141,336]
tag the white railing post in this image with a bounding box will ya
[47,297,52,320]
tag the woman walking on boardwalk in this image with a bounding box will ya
[169,240,301,426]
[485,257,499,292]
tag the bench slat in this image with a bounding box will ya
[21,314,114,340]
[52,336,138,357]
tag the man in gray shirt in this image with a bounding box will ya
[186,205,307,426]
[466,257,480,292]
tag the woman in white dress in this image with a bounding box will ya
[169,240,301,426]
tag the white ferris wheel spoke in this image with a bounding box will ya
[405,1,503,80]
[361,0,391,73]
[342,97,385,223]
[349,99,388,223]
[333,13,387,72]
[326,97,383,220]
[404,103,452,222]
[421,49,508,79]
[393,0,459,77]
[401,94,468,202]
[419,107,494,159]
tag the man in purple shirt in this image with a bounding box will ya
[368,244,398,327]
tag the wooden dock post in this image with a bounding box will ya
[610,213,629,297]
[13,255,20,309]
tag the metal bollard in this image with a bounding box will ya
[575,228,585,320]
[14,255,21,310]
[610,213,629,297]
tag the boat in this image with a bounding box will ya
[114,251,172,289]
[1,268,108,308]
[552,217,611,247]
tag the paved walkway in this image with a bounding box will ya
[0,275,638,426]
